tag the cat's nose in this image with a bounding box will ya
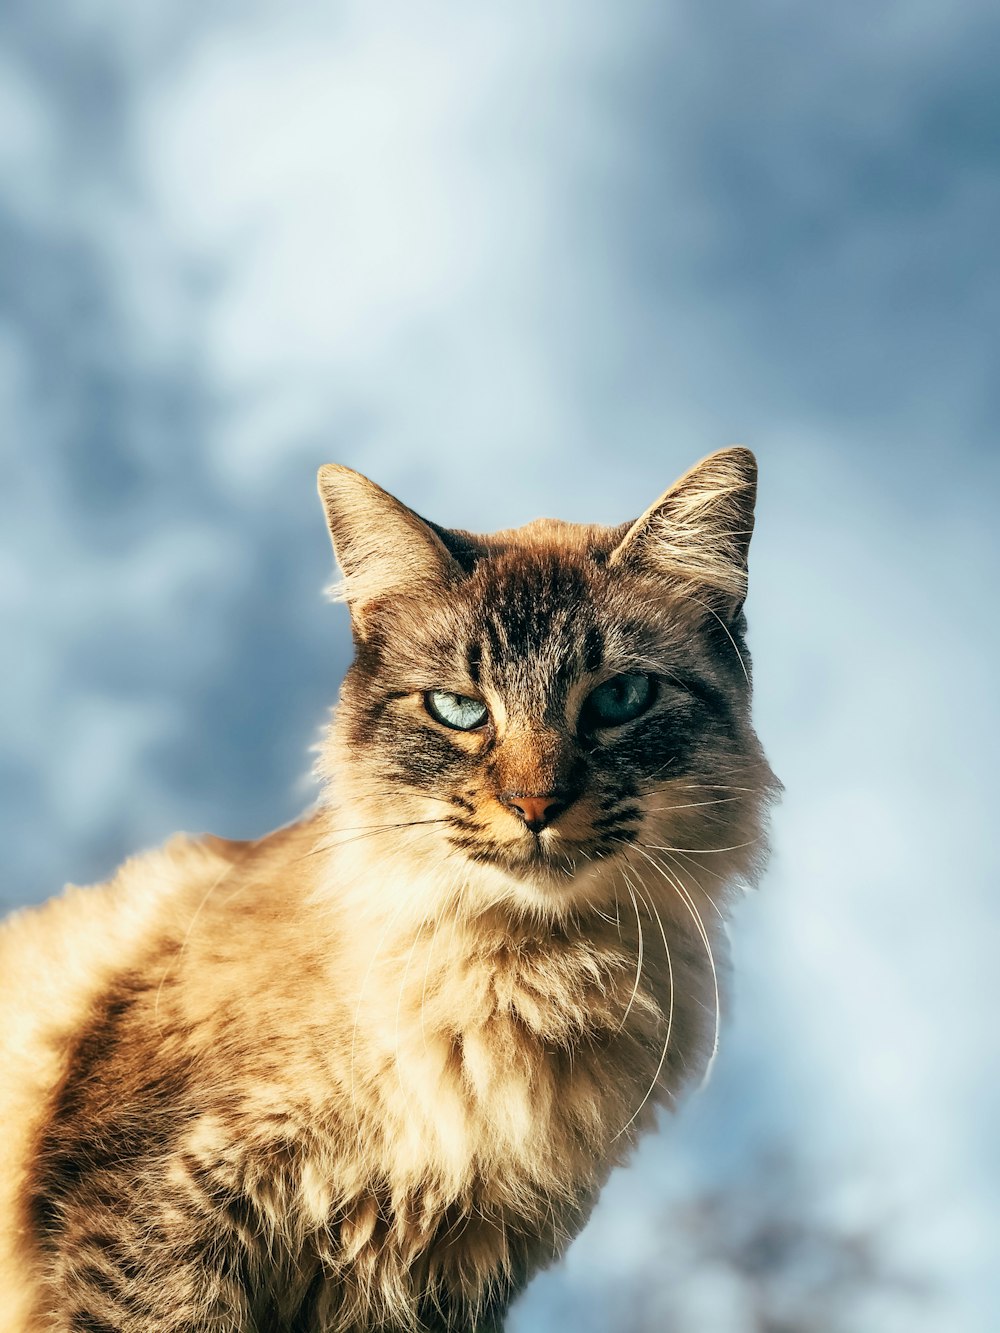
[503,793,567,833]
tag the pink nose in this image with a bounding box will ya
[504,793,565,832]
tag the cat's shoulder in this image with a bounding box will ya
[0,811,329,1061]
[0,814,319,951]
[0,831,236,1054]
[1,830,240,953]
[0,819,322,1279]
[0,829,242,1300]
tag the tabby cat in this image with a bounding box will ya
[0,447,778,1332]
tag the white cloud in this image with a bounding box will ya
[0,52,58,220]
[134,2,644,488]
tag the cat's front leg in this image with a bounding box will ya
[30,1137,287,1333]
[35,1209,259,1333]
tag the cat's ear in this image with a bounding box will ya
[609,447,757,620]
[317,465,463,633]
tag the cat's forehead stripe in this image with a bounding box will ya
[582,626,604,675]
[465,557,603,719]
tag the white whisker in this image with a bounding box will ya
[612,867,675,1142]
[660,847,729,908]
[628,844,721,1088]
[640,836,761,856]
[615,873,645,1036]
[642,797,742,813]
[675,588,751,686]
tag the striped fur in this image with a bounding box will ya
[0,449,778,1331]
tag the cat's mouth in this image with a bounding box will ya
[458,831,604,883]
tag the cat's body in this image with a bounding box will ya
[0,450,777,1331]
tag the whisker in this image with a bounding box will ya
[628,843,721,1088]
[612,868,675,1142]
[641,781,762,799]
[637,836,762,856]
[574,846,623,934]
[642,797,742,813]
[360,789,464,810]
[615,875,645,1036]
[660,845,730,895]
[644,757,677,783]
[675,588,751,686]
[300,819,450,860]
[322,816,450,840]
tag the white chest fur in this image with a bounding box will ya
[342,904,671,1210]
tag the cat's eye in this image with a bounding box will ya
[581,673,656,730]
[425,690,490,731]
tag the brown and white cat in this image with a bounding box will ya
[0,448,778,1332]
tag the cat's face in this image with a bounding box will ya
[318,451,776,917]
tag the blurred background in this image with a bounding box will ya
[2,1,998,1329]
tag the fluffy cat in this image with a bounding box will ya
[0,448,778,1332]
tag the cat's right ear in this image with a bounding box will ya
[317,465,462,635]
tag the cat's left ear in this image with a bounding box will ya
[609,447,757,621]
[317,465,463,635]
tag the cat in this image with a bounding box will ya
[0,447,778,1332]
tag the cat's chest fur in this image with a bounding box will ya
[340,914,663,1196]
[209,893,668,1195]
[167,866,681,1326]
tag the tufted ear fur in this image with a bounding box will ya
[317,466,463,636]
[609,447,758,621]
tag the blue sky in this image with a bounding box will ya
[2,3,998,1328]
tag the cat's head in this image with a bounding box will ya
[316,450,778,920]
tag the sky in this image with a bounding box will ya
[1,2,998,1329]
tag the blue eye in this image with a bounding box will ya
[425,690,490,731]
[582,673,655,729]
